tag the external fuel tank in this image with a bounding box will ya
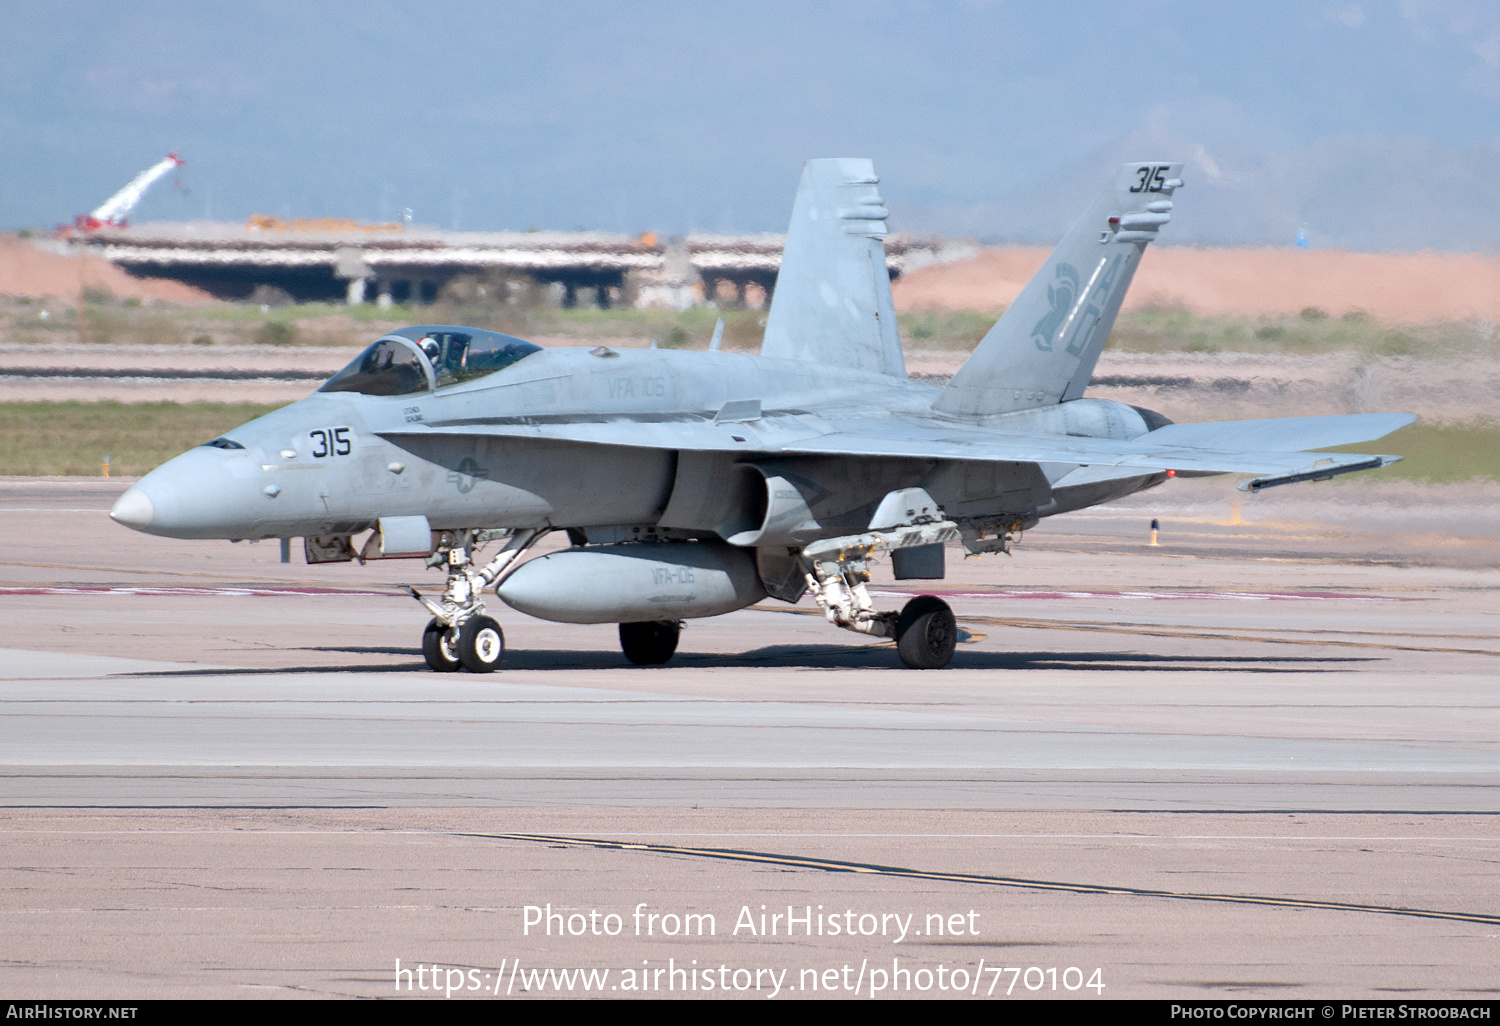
[496,542,767,624]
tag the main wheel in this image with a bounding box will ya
[895,596,956,670]
[457,615,504,673]
[422,618,461,672]
[619,620,681,665]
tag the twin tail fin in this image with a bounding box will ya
[933,162,1184,418]
[759,158,906,378]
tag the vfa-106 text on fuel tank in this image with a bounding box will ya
[309,428,353,458]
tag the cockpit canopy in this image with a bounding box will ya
[319,325,542,396]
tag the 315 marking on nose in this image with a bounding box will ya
[310,427,353,458]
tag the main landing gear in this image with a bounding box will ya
[799,516,962,670]
[411,528,545,673]
[619,620,681,665]
[804,555,957,670]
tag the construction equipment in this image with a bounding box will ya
[67,153,185,234]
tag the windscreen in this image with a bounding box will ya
[319,338,430,396]
[319,326,542,396]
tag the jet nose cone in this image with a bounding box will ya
[109,487,155,531]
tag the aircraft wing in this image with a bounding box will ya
[382,410,1412,489]
[786,411,1414,468]
[777,425,1404,490]
[774,412,1411,484]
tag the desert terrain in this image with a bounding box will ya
[893,244,1500,323]
[0,233,213,305]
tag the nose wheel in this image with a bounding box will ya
[422,618,461,672]
[457,615,505,673]
[422,615,504,672]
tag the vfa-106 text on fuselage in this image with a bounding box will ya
[110,160,1413,671]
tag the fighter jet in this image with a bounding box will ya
[109,159,1413,671]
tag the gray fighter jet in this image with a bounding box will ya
[109,159,1413,671]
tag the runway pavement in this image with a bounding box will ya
[1,478,1497,999]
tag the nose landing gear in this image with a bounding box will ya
[410,528,544,673]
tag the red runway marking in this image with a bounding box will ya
[0,585,402,599]
[871,589,1414,602]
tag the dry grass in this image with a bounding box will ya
[0,401,284,476]
[1107,308,1493,358]
[1326,419,1500,484]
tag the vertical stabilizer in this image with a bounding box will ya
[760,158,905,377]
[933,162,1183,417]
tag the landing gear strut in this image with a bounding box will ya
[803,555,898,639]
[619,620,681,665]
[411,528,545,673]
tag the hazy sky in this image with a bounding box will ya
[3,1,1498,249]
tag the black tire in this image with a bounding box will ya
[619,620,681,665]
[422,618,461,672]
[457,615,505,673]
[895,596,956,670]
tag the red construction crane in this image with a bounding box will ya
[66,152,185,234]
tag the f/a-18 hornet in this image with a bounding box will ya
[110,159,1413,671]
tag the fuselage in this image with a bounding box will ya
[110,328,1168,543]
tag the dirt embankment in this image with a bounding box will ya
[894,246,1500,323]
[0,234,214,305]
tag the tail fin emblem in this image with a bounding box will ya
[1031,263,1079,352]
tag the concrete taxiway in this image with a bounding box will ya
[1,477,1497,998]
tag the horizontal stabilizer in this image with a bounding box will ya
[759,158,905,377]
[1145,412,1416,451]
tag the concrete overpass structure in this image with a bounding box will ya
[80,224,971,308]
